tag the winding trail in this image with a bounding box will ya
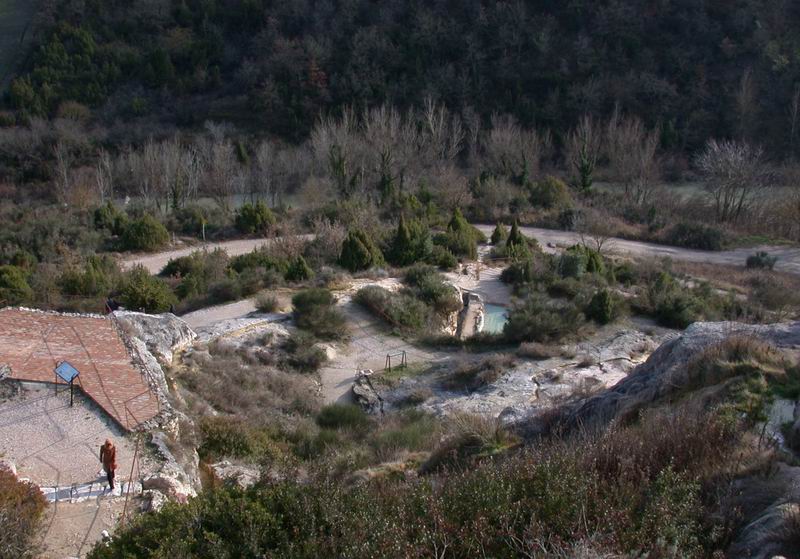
[125,228,800,277]
[472,225,800,276]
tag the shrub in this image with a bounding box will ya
[665,222,724,251]
[355,285,430,332]
[403,264,462,316]
[529,176,573,209]
[339,229,385,272]
[504,293,584,343]
[285,331,328,372]
[59,255,117,298]
[0,467,47,559]
[442,355,515,392]
[0,265,33,305]
[234,201,276,234]
[490,223,508,245]
[209,278,242,303]
[119,266,177,313]
[585,289,621,325]
[292,288,347,340]
[285,255,314,282]
[426,245,458,270]
[316,404,370,430]
[93,202,128,235]
[255,292,280,313]
[230,249,288,275]
[434,208,486,259]
[388,215,432,266]
[746,251,778,270]
[654,291,704,329]
[120,214,170,251]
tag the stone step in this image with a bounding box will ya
[39,480,142,503]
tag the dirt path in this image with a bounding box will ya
[319,299,453,404]
[121,235,311,275]
[474,225,800,276]
[126,228,800,277]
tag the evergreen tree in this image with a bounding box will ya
[389,215,431,267]
[506,221,526,248]
[339,230,384,272]
[490,223,508,245]
[285,255,314,282]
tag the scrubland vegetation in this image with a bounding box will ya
[3,2,800,558]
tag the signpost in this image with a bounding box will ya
[54,361,80,407]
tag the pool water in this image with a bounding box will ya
[483,304,508,334]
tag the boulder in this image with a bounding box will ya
[352,371,383,414]
[140,489,168,513]
[142,468,196,504]
[113,311,196,364]
[208,460,259,489]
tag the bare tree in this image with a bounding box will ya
[576,208,615,254]
[736,67,758,140]
[605,111,660,205]
[566,115,601,192]
[789,85,800,159]
[696,139,772,223]
[250,140,274,204]
[52,141,72,204]
[94,148,113,204]
[203,138,239,212]
[484,114,550,183]
[419,98,464,166]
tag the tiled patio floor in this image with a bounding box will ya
[0,308,159,430]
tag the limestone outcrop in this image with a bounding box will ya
[560,321,800,430]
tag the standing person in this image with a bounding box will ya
[99,439,117,491]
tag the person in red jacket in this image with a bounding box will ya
[99,439,117,491]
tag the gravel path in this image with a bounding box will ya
[122,235,312,275]
[126,228,800,277]
[474,224,800,276]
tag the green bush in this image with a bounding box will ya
[665,222,724,251]
[746,251,778,270]
[434,208,486,259]
[93,203,128,235]
[59,255,117,298]
[490,223,508,245]
[292,288,347,340]
[285,256,315,282]
[209,278,243,303]
[90,405,747,559]
[0,265,34,305]
[120,214,170,252]
[500,258,535,285]
[403,264,462,316]
[585,289,621,325]
[426,245,458,270]
[230,249,288,275]
[504,293,584,343]
[255,292,280,313]
[285,331,328,372]
[339,229,385,272]
[355,285,430,332]
[557,245,604,278]
[234,201,276,234]
[119,266,177,313]
[316,404,370,430]
[388,215,432,266]
[528,176,573,209]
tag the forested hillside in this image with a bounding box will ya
[4,0,800,152]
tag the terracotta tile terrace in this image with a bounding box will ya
[0,308,159,430]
